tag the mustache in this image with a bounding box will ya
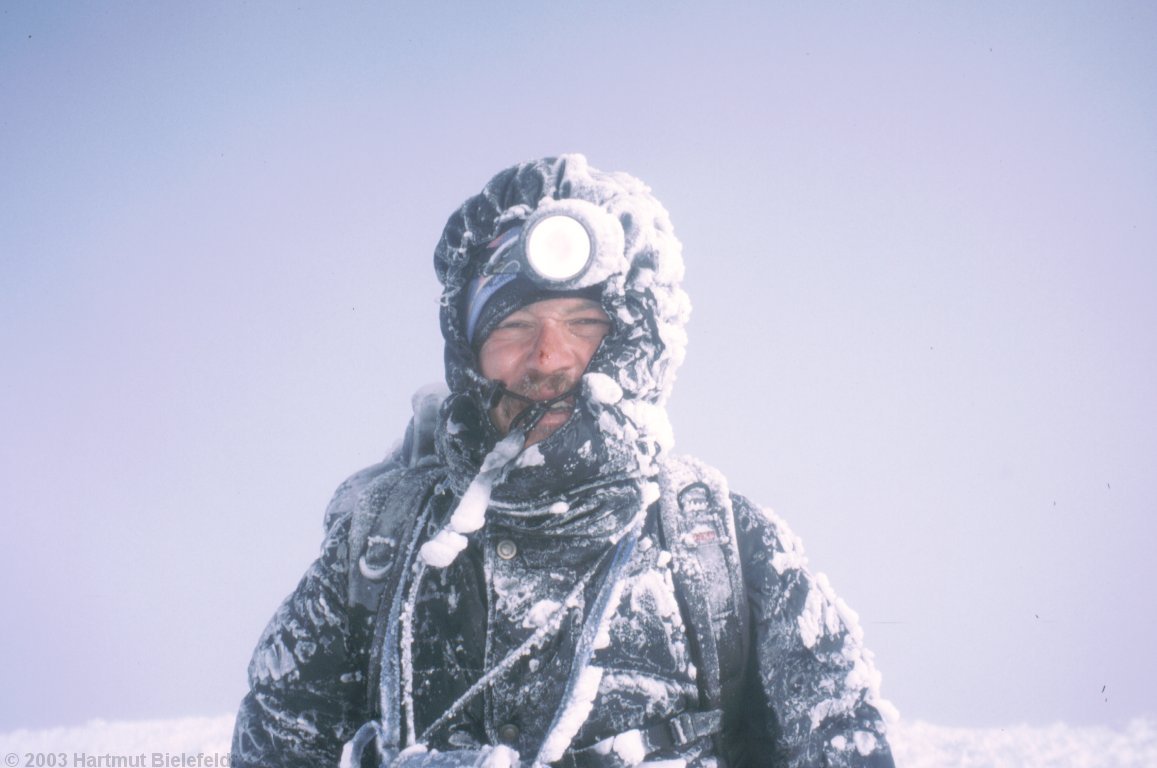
[504,371,579,400]
[494,372,580,426]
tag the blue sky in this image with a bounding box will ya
[2,1,1155,730]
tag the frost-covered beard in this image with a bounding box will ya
[489,370,580,447]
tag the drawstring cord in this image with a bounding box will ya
[410,503,647,752]
[484,380,581,435]
[531,509,644,766]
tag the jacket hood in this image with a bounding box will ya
[432,154,690,501]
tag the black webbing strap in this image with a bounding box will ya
[562,710,724,768]
[655,474,724,709]
[363,468,444,721]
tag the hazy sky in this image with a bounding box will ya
[2,1,1155,732]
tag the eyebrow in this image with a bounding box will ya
[561,300,607,316]
[506,300,606,319]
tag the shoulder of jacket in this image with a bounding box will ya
[727,492,812,575]
[323,382,450,535]
[322,458,403,533]
[657,455,807,570]
[337,464,445,556]
[339,462,447,610]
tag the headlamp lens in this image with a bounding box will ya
[525,214,592,283]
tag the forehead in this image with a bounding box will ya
[506,296,607,318]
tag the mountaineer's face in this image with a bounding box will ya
[478,297,611,447]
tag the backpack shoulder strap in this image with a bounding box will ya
[336,383,448,610]
[657,455,749,714]
[346,464,443,610]
[343,385,450,724]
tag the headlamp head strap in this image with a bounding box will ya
[476,198,625,289]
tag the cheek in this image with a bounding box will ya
[579,335,608,367]
[478,343,518,382]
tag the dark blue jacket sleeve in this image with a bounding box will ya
[731,494,896,767]
[231,511,372,768]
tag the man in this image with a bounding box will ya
[232,155,896,767]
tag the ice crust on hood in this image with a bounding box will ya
[433,154,690,407]
[432,154,691,507]
[583,371,623,405]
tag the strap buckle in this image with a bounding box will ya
[666,709,723,746]
[565,709,724,767]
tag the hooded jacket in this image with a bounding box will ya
[232,155,896,768]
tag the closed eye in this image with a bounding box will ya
[569,317,611,338]
[497,319,533,330]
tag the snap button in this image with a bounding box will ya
[496,539,518,560]
[497,723,520,743]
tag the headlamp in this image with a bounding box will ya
[524,213,594,284]
[480,198,625,290]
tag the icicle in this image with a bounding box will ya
[400,557,429,745]
[535,665,605,765]
[379,501,439,748]
[419,430,525,568]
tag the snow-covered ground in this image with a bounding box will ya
[1,715,1154,767]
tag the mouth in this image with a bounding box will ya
[520,396,573,426]
[504,395,575,444]
[543,396,573,412]
[490,379,581,445]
